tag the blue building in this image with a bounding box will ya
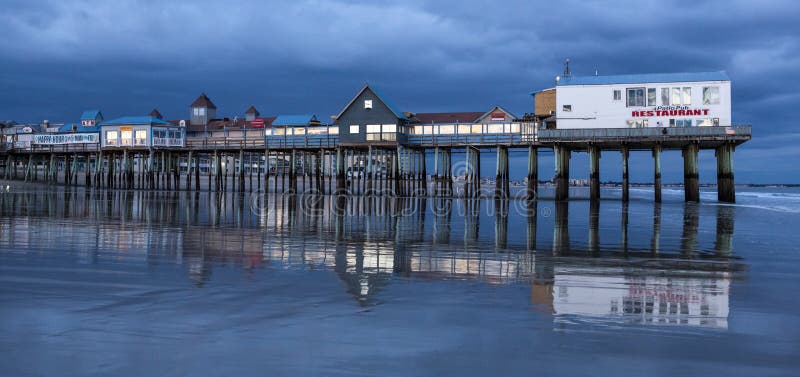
[101,116,185,148]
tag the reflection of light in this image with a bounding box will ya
[359,277,370,296]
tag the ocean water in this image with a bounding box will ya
[0,182,799,376]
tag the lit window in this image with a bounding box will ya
[382,124,396,133]
[328,127,339,135]
[135,130,147,145]
[366,124,381,133]
[349,125,359,134]
[613,90,622,101]
[364,100,372,109]
[562,105,572,112]
[106,131,118,145]
[703,87,720,105]
[626,88,645,107]
[647,88,656,106]
[682,87,691,105]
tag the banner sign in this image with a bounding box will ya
[33,133,99,145]
[632,106,710,117]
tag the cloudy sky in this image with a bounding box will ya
[1,0,798,183]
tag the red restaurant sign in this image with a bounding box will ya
[251,119,265,128]
[632,106,710,117]
[490,112,506,120]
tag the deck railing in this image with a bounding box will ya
[538,125,751,141]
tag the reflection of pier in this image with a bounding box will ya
[0,190,739,327]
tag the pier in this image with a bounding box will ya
[0,125,751,202]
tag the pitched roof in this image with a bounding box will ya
[58,123,101,133]
[245,106,259,115]
[184,116,276,132]
[475,105,518,122]
[272,114,317,126]
[190,93,217,109]
[413,112,484,124]
[556,71,730,86]
[149,108,163,119]
[100,116,172,126]
[80,110,102,120]
[335,84,408,121]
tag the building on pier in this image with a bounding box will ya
[101,116,185,148]
[334,84,409,146]
[534,71,731,129]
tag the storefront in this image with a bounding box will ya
[100,116,185,148]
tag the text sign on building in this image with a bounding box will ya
[251,119,265,128]
[632,106,710,117]
[33,133,99,145]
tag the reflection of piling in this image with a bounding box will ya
[681,203,699,254]
[715,205,734,256]
[553,201,569,255]
[526,200,538,251]
[621,201,629,253]
[589,200,600,254]
[494,199,508,249]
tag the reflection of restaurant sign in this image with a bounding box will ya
[33,133,99,145]
[632,106,710,117]
[251,119,265,128]
[119,126,133,131]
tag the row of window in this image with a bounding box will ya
[617,86,721,108]
[626,118,720,128]
[105,130,182,146]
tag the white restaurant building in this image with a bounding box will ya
[548,71,731,129]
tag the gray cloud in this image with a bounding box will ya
[1,0,798,182]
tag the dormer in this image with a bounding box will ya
[245,105,260,122]
[150,108,164,120]
[80,110,103,127]
[190,93,217,126]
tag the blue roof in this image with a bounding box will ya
[100,116,172,126]
[80,110,102,120]
[57,123,101,133]
[556,71,730,86]
[272,114,317,126]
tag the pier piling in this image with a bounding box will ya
[683,143,700,202]
[716,143,735,203]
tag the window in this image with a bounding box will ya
[457,124,470,134]
[439,125,454,134]
[106,131,118,146]
[682,87,691,105]
[661,88,670,106]
[713,118,719,127]
[626,88,645,107]
[703,87,720,104]
[120,130,132,146]
[193,107,206,116]
[562,105,572,112]
[613,90,622,101]
[328,127,339,135]
[366,124,381,133]
[364,100,373,109]
[672,88,682,105]
[471,124,482,134]
[647,88,656,106]
[135,130,147,145]
[349,125,359,134]
[382,124,396,133]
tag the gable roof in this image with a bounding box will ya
[272,114,317,126]
[335,84,408,121]
[183,116,277,132]
[100,116,172,126]
[413,112,484,124]
[245,106,260,115]
[476,105,517,122]
[190,93,217,109]
[556,71,730,86]
[149,108,163,119]
[80,110,102,120]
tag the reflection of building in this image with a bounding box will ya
[531,266,730,329]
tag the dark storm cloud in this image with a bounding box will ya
[1,0,798,181]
